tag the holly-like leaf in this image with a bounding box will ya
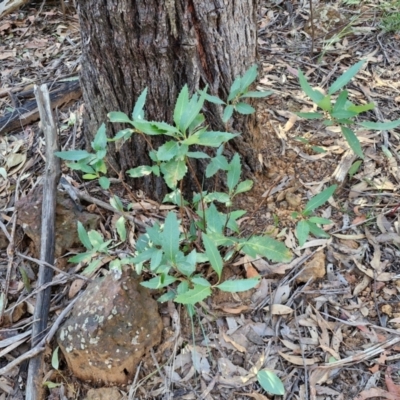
[174,284,212,304]
[242,236,292,262]
[160,160,187,189]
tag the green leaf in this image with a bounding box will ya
[110,195,124,212]
[217,278,259,292]
[240,90,273,98]
[257,369,285,395]
[341,126,364,159]
[348,160,362,178]
[242,236,292,263]
[99,176,110,189]
[202,233,223,279]
[347,103,374,113]
[191,276,211,286]
[331,110,358,119]
[308,222,330,238]
[108,128,134,142]
[317,95,332,112]
[234,179,253,195]
[55,150,91,161]
[162,212,180,263]
[227,77,242,102]
[296,220,310,247]
[308,217,333,225]
[328,60,365,95]
[82,173,98,180]
[227,153,241,193]
[133,120,180,137]
[332,90,349,113]
[141,275,177,289]
[176,249,197,277]
[358,119,400,130]
[150,249,163,271]
[222,105,234,123]
[240,64,258,92]
[204,203,224,234]
[181,88,208,132]
[51,346,60,370]
[296,112,324,120]
[303,184,337,214]
[204,192,231,204]
[183,131,237,147]
[298,69,324,103]
[235,102,255,114]
[127,165,153,178]
[161,160,187,189]
[157,141,179,161]
[174,85,189,130]
[68,251,94,264]
[157,291,176,303]
[108,111,133,124]
[198,90,226,105]
[116,216,126,241]
[77,221,92,250]
[206,155,229,177]
[132,88,147,120]
[174,284,212,305]
[92,123,108,151]
[82,259,103,276]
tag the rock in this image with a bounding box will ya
[296,251,326,283]
[57,268,163,385]
[83,387,123,400]
[16,190,99,257]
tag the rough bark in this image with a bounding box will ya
[76,0,261,200]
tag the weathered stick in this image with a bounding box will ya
[26,84,60,400]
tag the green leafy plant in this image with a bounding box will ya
[56,123,110,189]
[57,65,289,393]
[297,60,400,159]
[292,185,337,247]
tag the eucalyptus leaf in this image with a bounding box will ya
[202,233,223,279]
[328,60,365,95]
[296,220,310,247]
[303,184,337,214]
[298,69,324,103]
[257,369,285,395]
[341,126,364,159]
[217,278,259,292]
[358,119,400,130]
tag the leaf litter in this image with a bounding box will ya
[1,0,400,399]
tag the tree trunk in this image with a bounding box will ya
[76,0,262,200]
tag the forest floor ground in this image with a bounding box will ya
[1,0,400,399]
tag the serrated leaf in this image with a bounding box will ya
[341,126,364,159]
[127,165,153,178]
[77,221,92,250]
[181,88,208,132]
[303,184,337,214]
[132,88,147,120]
[55,150,91,161]
[150,249,163,271]
[298,69,324,103]
[240,90,273,98]
[157,141,179,161]
[296,220,310,247]
[162,212,180,263]
[116,216,126,241]
[235,102,255,114]
[217,278,259,292]
[108,111,133,124]
[204,203,224,234]
[227,153,241,193]
[206,155,229,177]
[187,151,210,159]
[328,60,365,95]
[257,369,285,395]
[358,119,400,130]
[202,233,223,279]
[296,112,324,120]
[160,160,187,189]
[222,105,234,123]
[240,64,258,92]
[191,276,211,286]
[174,284,212,304]
[234,179,253,195]
[141,275,176,289]
[174,85,189,130]
[99,176,110,189]
[243,236,292,262]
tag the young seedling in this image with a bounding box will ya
[292,185,337,247]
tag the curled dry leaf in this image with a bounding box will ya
[264,304,293,315]
[279,351,319,366]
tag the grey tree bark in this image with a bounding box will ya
[76,0,262,200]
